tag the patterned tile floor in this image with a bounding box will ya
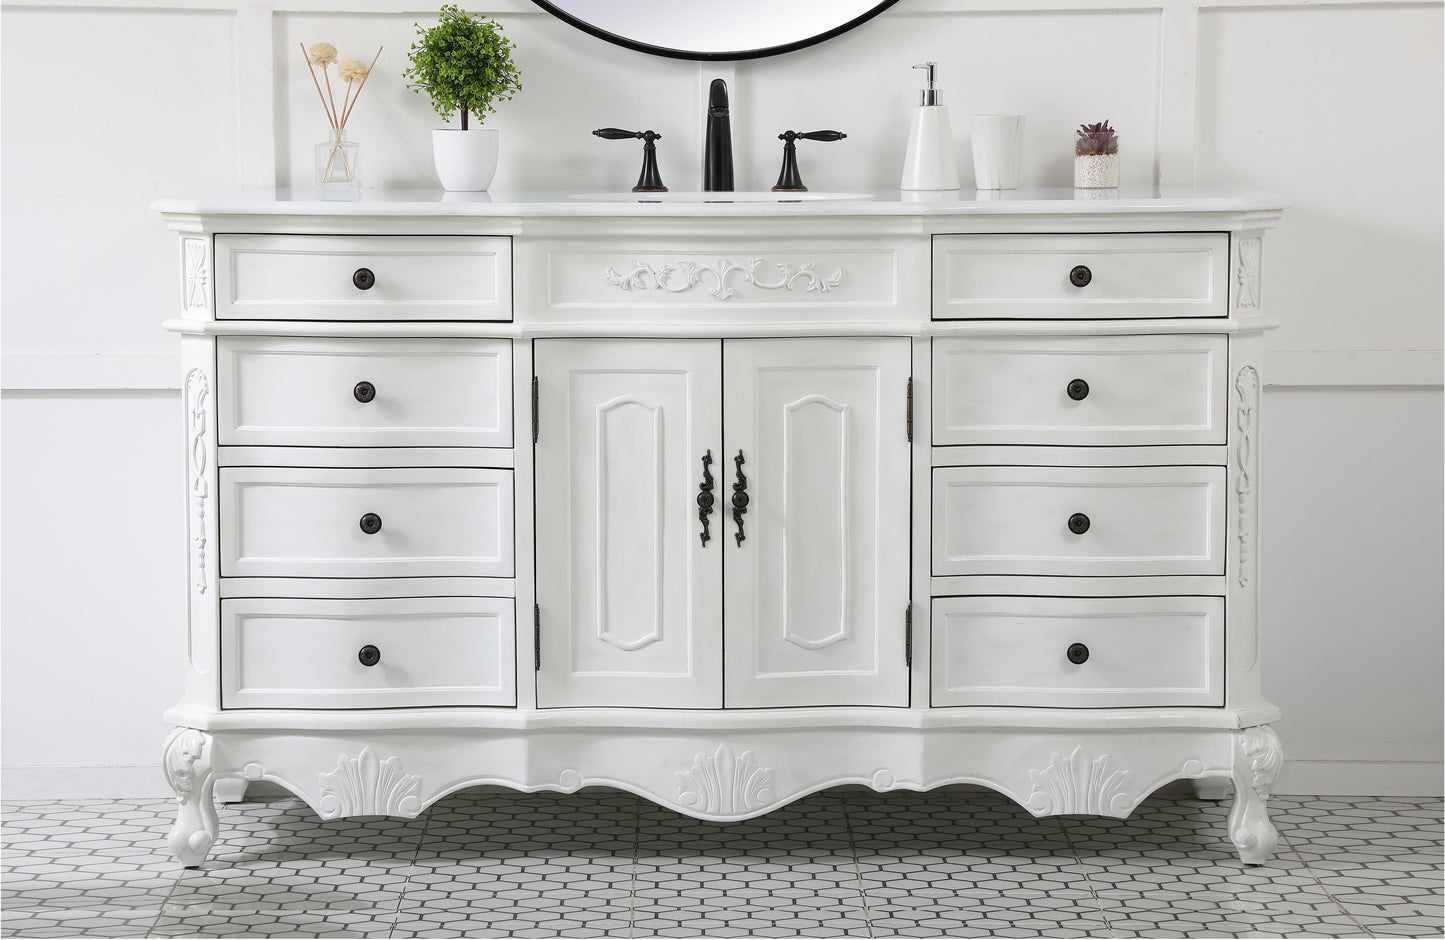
[2,786,1440,938]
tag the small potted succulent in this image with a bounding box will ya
[404,4,522,191]
[1074,120,1119,189]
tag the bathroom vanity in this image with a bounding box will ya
[157,189,1285,867]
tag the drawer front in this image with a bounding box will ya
[526,236,924,324]
[220,467,514,578]
[931,595,1223,707]
[221,596,516,708]
[217,337,512,447]
[933,233,1228,319]
[932,466,1224,576]
[932,334,1226,446]
[216,235,511,321]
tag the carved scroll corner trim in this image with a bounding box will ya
[1239,725,1283,801]
[184,368,211,594]
[1234,364,1261,588]
[1235,236,1262,311]
[183,237,210,313]
[163,727,213,802]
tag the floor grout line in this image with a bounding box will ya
[626,790,641,940]
[836,789,875,939]
[1279,817,1380,939]
[1051,814,1117,938]
[384,798,437,939]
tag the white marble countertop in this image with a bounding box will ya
[154,186,1287,218]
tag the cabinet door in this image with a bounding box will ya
[535,339,723,708]
[722,338,912,707]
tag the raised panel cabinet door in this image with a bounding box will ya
[722,337,912,708]
[534,339,723,708]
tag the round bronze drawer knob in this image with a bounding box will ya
[1067,642,1090,665]
[1067,512,1091,535]
[359,512,383,535]
[1067,378,1090,401]
[358,644,381,667]
[353,381,376,403]
[352,267,376,290]
[1069,264,1092,288]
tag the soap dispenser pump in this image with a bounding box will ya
[900,62,960,191]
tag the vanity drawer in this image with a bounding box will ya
[932,466,1224,577]
[221,596,516,708]
[933,233,1228,319]
[220,467,514,579]
[525,235,926,325]
[931,595,1223,707]
[932,334,1226,446]
[217,337,512,448]
[215,235,511,321]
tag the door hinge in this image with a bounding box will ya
[533,604,541,671]
[906,377,913,443]
[905,602,913,668]
[531,376,539,444]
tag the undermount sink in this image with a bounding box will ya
[572,191,873,203]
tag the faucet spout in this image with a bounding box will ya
[703,78,734,192]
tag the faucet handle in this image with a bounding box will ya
[781,130,848,143]
[593,128,666,193]
[593,128,658,141]
[773,130,848,192]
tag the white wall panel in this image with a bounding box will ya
[0,8,240,357]
[738,9,1162,191]
[0,393,182,775]
[1197,4,1445,358]
[1262,387,1444,791]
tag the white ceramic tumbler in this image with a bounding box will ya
[970,114,1024,190]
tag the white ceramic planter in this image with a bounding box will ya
[432,128,499,192]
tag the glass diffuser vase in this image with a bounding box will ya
[316,128,360,192]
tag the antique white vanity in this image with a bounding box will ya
[157,188,1285,867]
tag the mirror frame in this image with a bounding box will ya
[528,0,900,61]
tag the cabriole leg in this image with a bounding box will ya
[1228,724,1282,865]
[164,727,219,868]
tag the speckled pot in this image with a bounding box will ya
[1074,152,1119,189]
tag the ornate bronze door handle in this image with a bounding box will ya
[732,451,749,545]
[697,451,715,546]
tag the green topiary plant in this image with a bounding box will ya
[404,5,521,130]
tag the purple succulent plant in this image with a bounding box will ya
[1075,120,1119,156]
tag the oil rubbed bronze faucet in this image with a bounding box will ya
[703,78,734,192]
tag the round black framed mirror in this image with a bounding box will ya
[529,0,900,61]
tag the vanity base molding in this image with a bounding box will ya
[162,714,1281,866]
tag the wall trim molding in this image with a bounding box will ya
[2,354,182,390]
[1267,350,1444,388]
[3,759,1438,800]
[1275,760,1444,798]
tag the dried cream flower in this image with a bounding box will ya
[337,58,369,83]
[307,42,338,66]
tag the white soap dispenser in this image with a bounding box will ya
[900,62,960,191]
